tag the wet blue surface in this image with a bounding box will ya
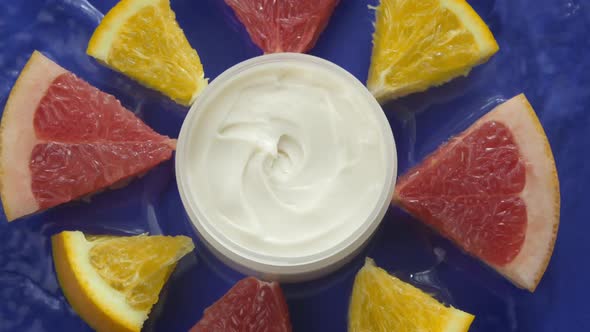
[0,0,588,331]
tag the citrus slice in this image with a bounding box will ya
[367,0,499,103]
[349,258,474,332]
[0,51,176,221]
[224,0,340,53]
[190,277,292,332]
[52,231,194,332]
[394,94,560,291]
[87,0,207,106]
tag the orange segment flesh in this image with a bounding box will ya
[368,0,499,103]
[52,231,194,332]
[349,258,474,332]
[87,0,206,106]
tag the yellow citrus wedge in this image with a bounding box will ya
[367,0,499,103]
[52,231,194,332]
[349,258,474,332]
[87,0,207,106]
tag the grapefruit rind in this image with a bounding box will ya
[0,51,65,221]
[86,0,207,106]
[394,94,559,291]
[485,94,560,291]
[52,231,145,332]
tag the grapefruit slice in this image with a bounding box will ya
[0,51,176,221]
[224,0,340,53]
[394,94,560,291]
[189,277,292,332]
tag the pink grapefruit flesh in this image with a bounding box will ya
[0,51,176,221]
[224,0,340,53]
[394,94,559,291]
[190,277,292,332]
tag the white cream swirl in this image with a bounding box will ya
[186,61,388,257]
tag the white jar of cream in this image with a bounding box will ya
[176,53,396,282]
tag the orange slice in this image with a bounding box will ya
[87,0,207,106]
[368,0,499,103]
[349,258,474,332]
[52,231,194,332]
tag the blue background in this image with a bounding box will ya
[0,0,588,331]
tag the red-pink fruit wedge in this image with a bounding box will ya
[225,0,340,53]
[394,94,560,291]
[190,277,292,332]
[0,51,176,221]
